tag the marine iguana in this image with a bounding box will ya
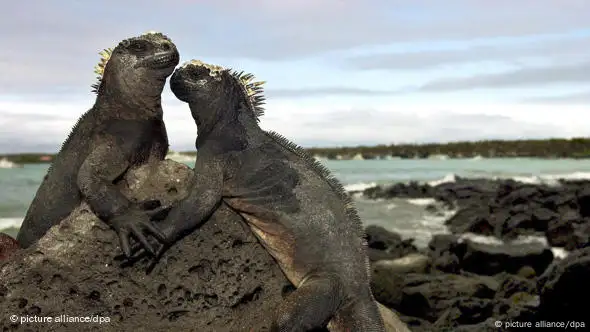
[129,60,387,331]
[16,32,179,257]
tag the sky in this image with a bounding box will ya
[1,0,589,153]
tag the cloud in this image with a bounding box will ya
[266,87,397,98]
[521,90,590,104]
[406,61,590,92]
[198,0,590,60]
[272,109,569,147]
[344,34,590,70]
[3,99,587,153]
[2,0,589,149]
[2,0,589,95]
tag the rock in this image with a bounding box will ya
[546,216,590,250]
[397,273,498,323]
[516,266,536,279]
[459,240,554,276]
[372,271,499,324]
[427,234,462,273]
[494,273,537,300]
[0,233,19,261]
[431,297,494,329]
[370,269,406,310]
[497,185,542,206]
[444,207,496,236]
[576,186,590,217]
[0,160,408,332]
[536,247,590,322]
[0,160,293,331]
[365,226,418,261]
[373,253,431,275]
[362,182,432,200]
[364,177,590,251]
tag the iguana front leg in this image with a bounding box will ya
[77,143,167,257]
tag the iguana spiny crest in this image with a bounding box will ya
[91,31,174,94]
[178,60,267,121]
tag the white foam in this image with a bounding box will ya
[458,232,569,259]
[501,172,590,186]
[427,173,457,186]
[344,182,377,192]
[0,218,22,230]
[425,171,590,188]
[407,198,436,206]
[386,203,397,210]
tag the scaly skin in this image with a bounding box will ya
[16,32,179,258]
[131,60,388,331]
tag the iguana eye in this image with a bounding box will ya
[129,40,148,52]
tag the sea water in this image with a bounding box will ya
[2,158,590,252]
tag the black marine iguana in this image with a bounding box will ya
[16,32,179,257]
[128,60,387,331]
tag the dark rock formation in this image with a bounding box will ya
[365,225,419,261]
[426,235,554,276]
[0,160,293,332]
[362,177,590,249]
[361,174,590,331]
[367,226,590,331]
[536,247,590,323]
[458,240,554,276]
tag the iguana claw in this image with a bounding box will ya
[110,202,172,258]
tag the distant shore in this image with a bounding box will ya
[2,137,590,163]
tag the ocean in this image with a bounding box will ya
[3,158,590,249]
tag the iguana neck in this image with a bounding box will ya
[94,92,164,120]
[193,103,259,149]
[94,70,167,119]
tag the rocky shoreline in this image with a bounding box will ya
[2,164,589,331]
[363,177,590,331]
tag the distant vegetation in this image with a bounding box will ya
[305,137,590,160]
[0,153,54,164]
[2,138,590,163]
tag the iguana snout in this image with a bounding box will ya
[169,60,227,103]
[134,39,179,72]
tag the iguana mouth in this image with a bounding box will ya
[138,51,180,70]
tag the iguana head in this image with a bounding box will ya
[169,60,266,129]
[92,31,180,100]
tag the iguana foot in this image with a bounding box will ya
[271,273,344,332]
[110,202,171,257]
[114,217,177,273]
[114,240,171,274]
